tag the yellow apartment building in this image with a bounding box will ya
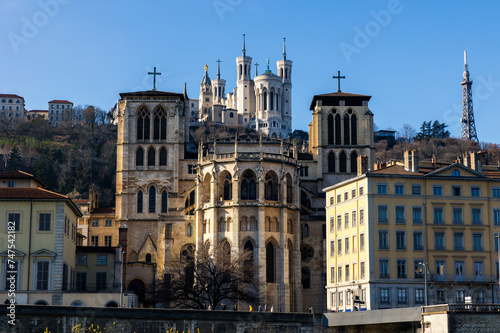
[0,186,81,305]
[324,152,500,311]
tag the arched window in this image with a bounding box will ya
[181,245,194,289]
[263,91,267,110]
[230,112,234,118]
[149,186,156,213]
[244,240,254,281]
[270,91,274,110]
[203,174,211,203]
[328,151,336,172]
[301,267,311,289]
[239,64,242,79]
[266,242,275,283]
[328,113,334,144]
[285,68,288,79]
[187,223,193,237]
[344,113,350,145]
[350,151,358,173]
[241,171,257,200]
[159,148,167,166]
[265,172,278,201]
[148,148,155,166]
[286,174,293,203]
[266,177,273,200]
[339,151,347,173]
[351,113,357,145]
[136,147,144,166]
[335,113,341,145]
[452,169,460,176]
[145,254,152,262]
[137,107,150,140]
[161,190,168,213]
[137,190,143,213]
[223,173,232,200]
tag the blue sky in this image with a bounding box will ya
[1,0,500,143]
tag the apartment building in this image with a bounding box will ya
[324,151,500,311]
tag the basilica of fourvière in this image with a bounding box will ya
[113,37,375,312]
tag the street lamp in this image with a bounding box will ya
[120,250,126,307]
[495,234,500,302]
[419,262,428,306]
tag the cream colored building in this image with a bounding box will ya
[0,173,81,305]
[324,151,500,311]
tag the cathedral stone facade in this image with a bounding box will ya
[114,46,375,311]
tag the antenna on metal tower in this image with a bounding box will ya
[460,50,478,142]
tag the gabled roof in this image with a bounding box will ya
[0,170,47,187]
[369,164,425,176]
[424,162,487,178]
[0,187,82,216]
[48,100,72,104]
[309,92,371,110]
[138,234,157,254]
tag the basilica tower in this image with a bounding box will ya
[235,34,255,125]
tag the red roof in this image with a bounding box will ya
[0,94,23,99]
[72,199,90,205]
[0,187,68,200]
[48,100,73,104]
[0,187,82,216]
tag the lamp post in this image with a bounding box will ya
[120,250,126,307]
[419,262,428,306]
[496,235,500,302]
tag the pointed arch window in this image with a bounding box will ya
[339,152,347,173]
[161,190,168,213]
[137,107,150,140]
[266,175,274,200]
[335,113,341,145]
[153,107,167,141]
[350,151,358,173]
[328,151,336,173]
[344,113,350,145]
[136,147,144,166]
[241,171,256,200]
[159,148,167,166]
[286,174,293,203]
[149,186,156,213]
[223,173,232,200]
[266,242,276,283]
[328,113,334,144]
[148,148,155,166]
[137,190,143,213]
[351,113,357,145]
[244,240,254,281]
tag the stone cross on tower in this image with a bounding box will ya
[332,70,346,93]
[148,67,162,91]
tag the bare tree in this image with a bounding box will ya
[155,243,260,309]
[397,123,416,144]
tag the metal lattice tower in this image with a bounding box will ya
[460,50,479,142]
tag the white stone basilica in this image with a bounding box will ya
[198,36,292,138]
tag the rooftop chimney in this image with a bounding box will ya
[357,155,368,175]
[404,150,419,172]
[469,152,482,173]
